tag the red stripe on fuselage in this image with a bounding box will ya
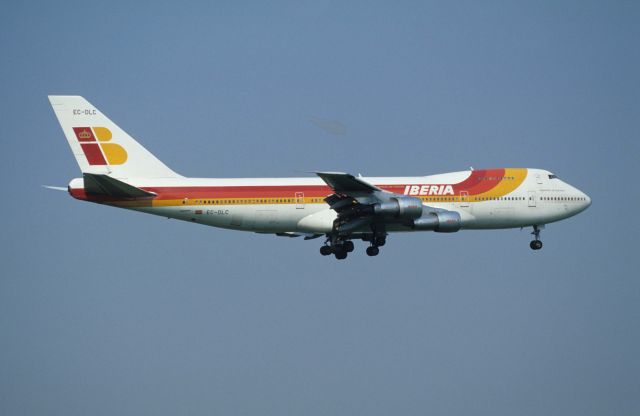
[452,169,505,195]
[144,185,333,199]
[144,170,504,200]
[70,170,513,203]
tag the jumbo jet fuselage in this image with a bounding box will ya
[50,96,591,259]
[68,168,590,232]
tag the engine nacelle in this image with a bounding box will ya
[412,211,461,233]
[374,196,423,220]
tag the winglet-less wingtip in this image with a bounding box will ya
[42,185,67,191]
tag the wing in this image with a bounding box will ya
[315,172,385,233]
[315,171,381,195]
[315,171,459,236]
[316,171,380,212]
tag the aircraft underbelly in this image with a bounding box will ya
[138,204,327,233]
[133,200,576,234]
[464,204,572,229]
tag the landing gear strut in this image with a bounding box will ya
[373,236,386,247]
[364,232,385,257]
[530,225,543,250]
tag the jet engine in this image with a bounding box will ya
[373,196,423,220]
[412,211,461,233]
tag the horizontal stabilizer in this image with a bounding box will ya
[83,173,156,199]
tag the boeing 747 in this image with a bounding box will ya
[49,96,591,259]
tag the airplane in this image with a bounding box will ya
[48,96,591,260]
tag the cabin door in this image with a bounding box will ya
[295,192,305,209]
[460,191,469,208]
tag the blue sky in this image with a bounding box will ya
[1,1,639,415]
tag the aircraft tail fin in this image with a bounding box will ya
[48,96,181,179]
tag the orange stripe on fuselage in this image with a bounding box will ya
[468,168,527,200]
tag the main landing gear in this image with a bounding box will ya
[365,234,385,257]
[530,225,543,250]
[320,234,385,259]
[320,239,354,260]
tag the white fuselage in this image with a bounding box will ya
[69,168,591,235]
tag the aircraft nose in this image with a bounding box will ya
[581,191,592,211]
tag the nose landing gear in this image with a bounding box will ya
[530,240,543,250]
[530,225,543,250]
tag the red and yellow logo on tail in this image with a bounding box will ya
[73,127,127,165]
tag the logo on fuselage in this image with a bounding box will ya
[403,184,454,196]
[73,126,127,166]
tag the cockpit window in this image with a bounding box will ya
[548,174,559,179]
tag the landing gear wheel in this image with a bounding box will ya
[334,248,348,260]
[530,240,543,250]
[344,241,354,252]
[320,245,332,256]
[529,225,543,250]
[366,246,380,256]
[374,237,386,246]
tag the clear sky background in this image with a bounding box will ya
[1,1,638,415]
